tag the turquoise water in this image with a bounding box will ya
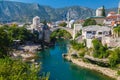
[38,40,113,80]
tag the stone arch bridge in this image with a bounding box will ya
[50,27,77,39]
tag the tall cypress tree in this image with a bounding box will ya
[102,6,106,17]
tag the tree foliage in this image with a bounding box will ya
[109,48,120,67]
[92,39,109,58]
[0,25,50,80]
[0,58,49,80]
[50,29,72,40]
[117,70,120,75]
[0,27,12,57]
[70,40,85,50]
[58,22,67,27]
[83,19,96,27]
[113,26,120,37]
[101,6,106,17]
[75,30,82,38]
[0,25,38,58]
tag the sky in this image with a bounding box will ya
[9,0,120,9]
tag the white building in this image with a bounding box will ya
[82,25,111,48]
[82,25,111,39]
[33,16,40,25]
[31,16,41,30]
[96,6,103,17]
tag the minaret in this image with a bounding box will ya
[67,11,70,28]
[118,1,120,14]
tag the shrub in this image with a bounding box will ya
[92,39,109,58]
[117,70,120,75]
[0,58,49,80]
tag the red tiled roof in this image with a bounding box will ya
[106,16,117,19]
[108,11,116,14]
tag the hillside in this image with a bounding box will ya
[0,1,118,23]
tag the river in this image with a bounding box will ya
[38,39,113,80]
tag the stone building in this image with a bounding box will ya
[96,6,104,17]
[82,25,111,48]
[87,6,105,25]
[31,16,41,30]
[30,16,51,43]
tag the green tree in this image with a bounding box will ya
[109,48,120,67]
[102,6,106,17]
[113,26,120,38]
[75,30,82,38]
[0,25,38,57]
[50,29,72,40]
[0,25,50,80]
[92,39,108,58]
[58,22,67,27]
[42,20,47,25]
[83,19,96,27]
[70,40,85,50]
[0,27,12,57]
[0,58,49,80]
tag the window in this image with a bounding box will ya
[98,32,102,35]
[92,31,96,35]
[87,31,92,34]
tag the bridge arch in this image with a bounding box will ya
[50,27,74,39]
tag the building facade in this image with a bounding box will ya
[31,16,41,30]
[30,16,51,43]
[82,25,111,48]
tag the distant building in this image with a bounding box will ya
[87,6,105,25]
[104,2,120,26]
[89,16,105,25]
[33,16,40,26]
[96,6,104,17]
[104,12,120,26]
[31,16,41,30]
[30,16,51,43]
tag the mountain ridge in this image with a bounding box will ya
[0,1,118,23]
